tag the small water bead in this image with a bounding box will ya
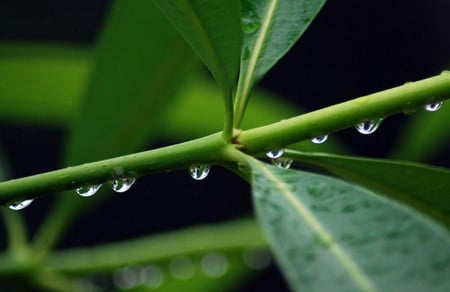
[113,267,138,290]
[76,184,102,197]
[111,177,136,193]
[189,163,211,180]
[311,135,328,144]
[424,101,443,112]
[139,266,165,288]
[243,247,272,270]
[169,256,195,280]
[201,252,228,278]
[354,118,383,135]
[8,199,34,211]
[266,149,284,159]
[272,157,293,169]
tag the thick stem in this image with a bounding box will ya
[238,72,450,153]
[0,73,449,206]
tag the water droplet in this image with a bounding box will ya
[354,118,383,135]
[243,247,271,270]
[111,177,136,193]
[188,163,211,180]
[424,101,443,112]
[201,252,228,278]
[266,149,284,159]
[114,267,138,290]
[311,135,328,144]
[169,257,195,280]
[76,184,102,197]
[242,10,261,34]
[8,199,34,211]
[272,157,293,169]
[139,266,165,288]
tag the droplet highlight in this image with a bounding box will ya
[189,163,211,180]
[424,101,443,112]
[242,10,261,34]
[272,157,293,169]
[266,149,284,159]
[8,199,34,211]
[354,118,383,135]
[201,252,228,278]
[311,135,328,144]
[76,184,102,197]
[111,177,136,193]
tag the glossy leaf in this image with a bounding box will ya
[153,0,242,98]
[248,159,450,292]
[391,101,450,162]
[287,150,450,227]
[234,0,327,126]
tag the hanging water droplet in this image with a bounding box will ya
[272,157,293,169]
[189,163,211,180]
[354,118,383,135]
[266,149,284,159]
[201,252,228,278]
[113,267,138,290]
[8,199,34,211]
[243,247,272,270]
[111,177,136,193]
[169,257,195,280]
[311,135,328,144]
[76,184,102,197]
[424,101,443,112]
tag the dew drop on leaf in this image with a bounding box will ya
[272,157,293,169]
[189,163,211,180]
[242,10,261,34]
[311,135,328,144]
[424,101,443,112]
[266,149,284,159]
[76,184,102,197]
[169,256,195,280]
[139,265,165,288]
[111,177,136,193]
[8,199,34,211]
[354,118,383,135]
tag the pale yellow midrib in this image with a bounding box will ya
[256,162,378,292]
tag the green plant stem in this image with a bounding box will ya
[42,219,264,274]
[0,133,228,205]
[1,210,28,255]
[222,89,235,141]
[0,73,449,205]
[238,72,450,153]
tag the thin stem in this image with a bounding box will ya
[0,73,449,208]
[1,210,28,255]
[238,73,450,153]
[43,219,264,274]
[0,133,228,205]
[222,89,235,141]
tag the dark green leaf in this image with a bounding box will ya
[153,0,242,98]
[248,159,450,292]
[390,102,450,162]
[287,150,450,227]
[0,43,91,126]
[235,0,327,125]
[33,0,197,251]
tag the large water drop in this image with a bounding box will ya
[76,184,102,197]
[424,101,443,112]
[311,135,328,144]
[9,199,34,211]
[354,119,383,135]
[272,157,293,169]
[266,149,284,159]
[189,163,211,180]
[111,177,136,193]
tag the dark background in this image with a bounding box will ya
[0,0,449,291]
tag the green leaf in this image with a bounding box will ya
[390,102,450,162]
[32,0,197,253]
[248,159,450,292]
[234,0,327,126]
[0,43,91,126]
[286,150,450,227]
[153,0,242,98]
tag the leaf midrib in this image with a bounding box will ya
[254,161,378,292]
